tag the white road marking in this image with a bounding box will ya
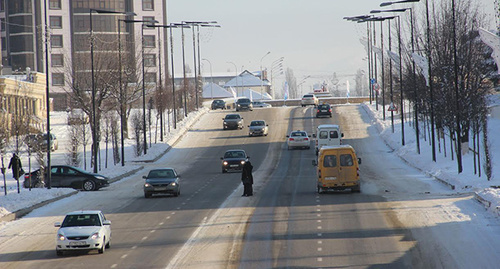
[142,236,148,241]
[318,257,323,262]
[318,240,322,244]
[121,254,128,259]
[317,226,322,230]
[318,247,322,251]
[317,220,322,223]
[111,264,118,268]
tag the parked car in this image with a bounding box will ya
[223,114,244,130]
[221,149,249,173]
[24,133,58,151]
[211,99,226,110]
[252,101,271,108]
[301,94,319,107]
[248,120,269,137]
[287,130,311,150]
[23,165,109,191]
[235,98,253,111]
[316,103,332,118]
[143,168,181,198]
[54,210,111,256]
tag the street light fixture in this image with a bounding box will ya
[380,0,420,7]
[122,18,159,155]
[89,8,135,173]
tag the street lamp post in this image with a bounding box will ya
[202,59,214,99]
[117,13,137,166]
[43,0,51,187]
[148,23,190,129]
[227,62,238,98]
[89,8,134,173]
[122,19,158,155]
[260,51,271,100]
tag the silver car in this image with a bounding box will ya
[287,130,311,150]
[248,120,269,137]
[143,168,181,198]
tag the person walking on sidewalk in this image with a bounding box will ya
[8,153,23,180]
[241,160,253,196]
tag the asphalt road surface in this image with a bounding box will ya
[2,105,500,269]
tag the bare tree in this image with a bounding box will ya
[285,68,298,99]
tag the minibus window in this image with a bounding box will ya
[340,154,353,166]
[323,155,337,167]
[330,131,338,138]
[319,131,328,139]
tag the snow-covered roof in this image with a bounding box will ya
[202,83,233,98]
[224,70,271,88]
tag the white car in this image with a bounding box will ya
[301,94,319,107]
[248,120,269,136]
[287,130,311,150]
[55,210,111,256]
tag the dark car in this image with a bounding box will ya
[316,103,332,118]
[143,168,181,198]
[24,133,58,151]
[223,113,244,130]
[235,98,253,111]
[23,165,109,191]
[221,149,249,173]
[211,99,226,110]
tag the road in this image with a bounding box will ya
[1,105,500,269]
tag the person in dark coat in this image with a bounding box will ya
[241,160,253,196]
[8,153,23,180]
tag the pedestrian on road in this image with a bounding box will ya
[8,153,23,180]
[241,160,253,196]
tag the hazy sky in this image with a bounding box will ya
[168,0,497,96]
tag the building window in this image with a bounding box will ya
[143,0,154,11]
[1,37,6,51]
[143,35,155,47]
[49,0,61,9]
[144,54,156,67]
[143,16,156,27]
[0,18,5,32]
[52,73,64,86]
[51,54,63,67]
[145,73,156,84]
[49,16,62,29]
[0,0,4,12]
[51,35,63,48]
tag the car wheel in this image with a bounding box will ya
[56,250,63,256]
[222,168,227,173]
[330,115,332,118]
[106,240,110,249]
[98,237,105,254]
[145,192,152,198]
[83,180,96,191]
[174,190,179,197]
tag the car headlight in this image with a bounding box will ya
[144,183,152,188]
[240,160,246,165]
[57,234,65,241]
[91,232,101,240]
[223,161,228,166]
[95,175,106,180]
[170,182,177,186]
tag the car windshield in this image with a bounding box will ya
[291,132,306,137]
[148,169,175,178]
[225,115,240,119]
[250,121,265,126]
[304,95,313,98]
[214,100,223,104]
[224,151,246,158]
[238,99,250,103]
[61,214,101,227]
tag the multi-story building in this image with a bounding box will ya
[0,0,168,111]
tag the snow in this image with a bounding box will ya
[1,99,500,222]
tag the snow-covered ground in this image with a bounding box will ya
[1,100,499,221]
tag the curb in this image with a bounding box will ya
[0,190,78,223]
